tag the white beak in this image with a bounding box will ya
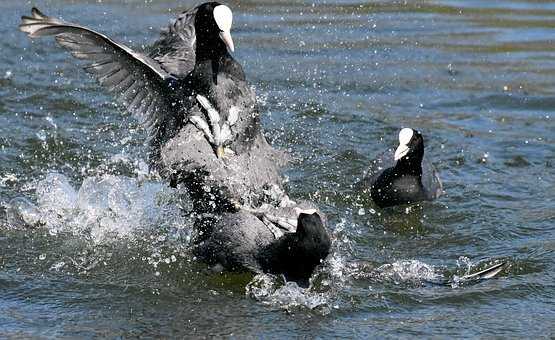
[219,30,234,53]
[394,144,410,161]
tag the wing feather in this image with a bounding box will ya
[19,7,174,146]
[149,7,197,77]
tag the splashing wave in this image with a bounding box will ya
[7,172,191,244]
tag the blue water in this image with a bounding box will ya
[1,0,554,337]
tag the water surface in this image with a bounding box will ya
[1,0,554,337]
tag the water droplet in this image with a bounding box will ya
[50,261,65,271]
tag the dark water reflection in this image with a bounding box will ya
[1,0,554,337]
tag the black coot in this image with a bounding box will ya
[19,4,330,282]
[360,128,442,208]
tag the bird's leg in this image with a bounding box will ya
[240,205,295,233]
[260,215,286,239]
[192,95,238,158]
[240,205,317,235]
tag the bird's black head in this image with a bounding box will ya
[194,2,234,60]
[393,128,425,173]
[258,211,331,285]
[296,212,331,258]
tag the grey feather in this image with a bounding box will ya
[149,7,197,77]
[19,7,173,145]
[460,262,506,281]
[189,116,214,144]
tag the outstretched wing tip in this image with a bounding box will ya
[31,7,44,16]
[18,6,172,145]
[19,8,58,38]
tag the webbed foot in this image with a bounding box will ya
[190,94,239,158]
[241,204,318,239]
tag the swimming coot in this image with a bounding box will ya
[360,128,442,208]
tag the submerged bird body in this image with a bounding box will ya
[369,167,428,207]
[19,4,329,280]
[361,128,442,208]
[194,203,331,283]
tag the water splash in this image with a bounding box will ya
[3,173,500,311]
[5,196,42,227]
[449,256,474,288]
[246,273,331,314]
[243,218,353,314]
[7,172,190,245]
[373,260,441,284]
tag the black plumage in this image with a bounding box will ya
[360,128,442,208]
[194,202,331,284]
[19,3,331,281]
[19,4,285,210]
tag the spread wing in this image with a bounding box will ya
[149,7,197,77]
[19,7,174,142]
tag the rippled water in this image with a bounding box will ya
[1,0,554,337]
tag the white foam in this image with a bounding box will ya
[246,274,330,314]
[374,260,440,283]
[36,173,78,214]
[6,197,41,228]
[8,172,189,244]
